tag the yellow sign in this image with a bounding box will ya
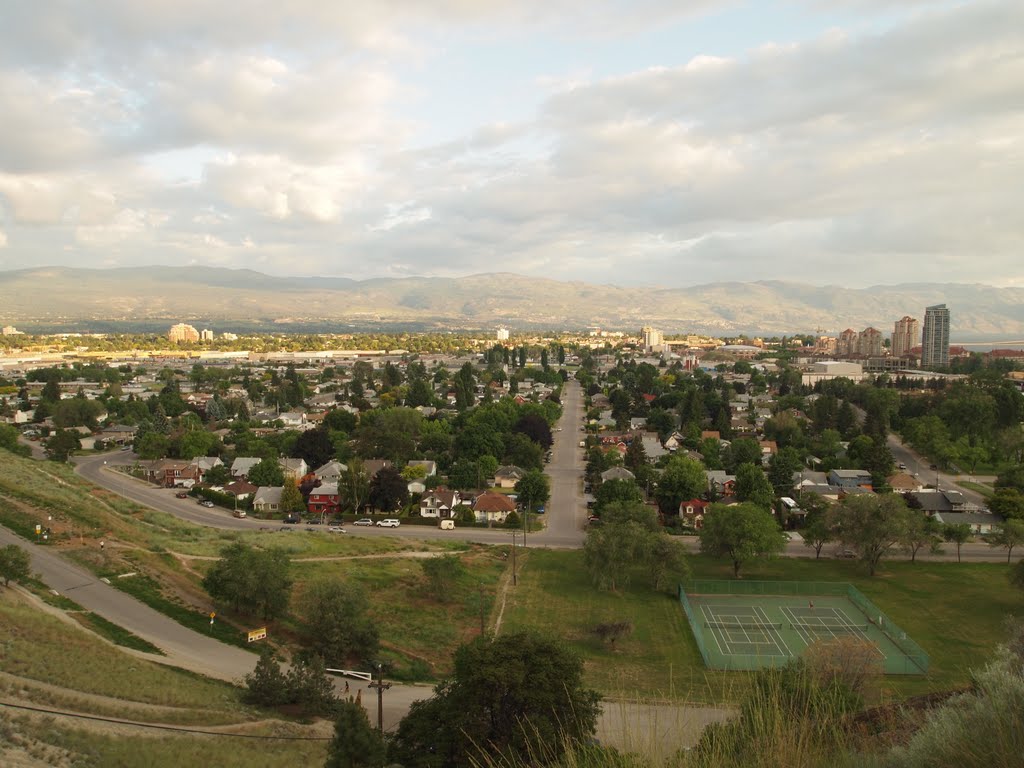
[209,612,216,619]
[35,524,41,534]
[247,628,268,643]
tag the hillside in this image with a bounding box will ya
[2,266,1023,335]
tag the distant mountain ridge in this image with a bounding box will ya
[2,266,1023,336]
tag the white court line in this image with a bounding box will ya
[782,606,813,647]
[753,605,789,657]
[701,603,728,657]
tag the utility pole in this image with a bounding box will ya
[523,500,529,548]
[510,530,518,587]
[369,663,391,733]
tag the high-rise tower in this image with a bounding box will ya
[921,304,950,367]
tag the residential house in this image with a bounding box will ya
[307,482,340,518]
[314,460,348,483]
[147,459,202,488]
[706,470,736,496]
[231,457,262,479]
[191,456,224,475]
[279,411,308,429]
[600,466,635,483]
[493,465,526,489]
[641,433,667,461]
[420,488,462,519]
[759,440,778,460]
[888,472,923,493]
[472,491,517,524]
[931,511,1004,534]
[362,459,392,479]
[279,457,309,481]
[99,424,137,445]
[828,469,873,490]
[223,479,258,500]
[701,431,721,442]
[679,499,710,529]
[252,486,284,514]
[408,460,437,477]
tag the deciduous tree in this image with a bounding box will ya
[943,523,972,563]
[989,519,1024,563]
[514,469,550,511]
[388,631,600,767]
[300,579,379,665]
[699,502,787,578]
[325,699,385,768]
[203,542,292,620]
[368,465,408,513]
[833,494,912,575]
[0,544,31,587]
[655,455,706,516]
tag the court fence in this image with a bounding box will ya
[679,580,929,674]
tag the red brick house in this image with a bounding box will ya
[679,499,710,529]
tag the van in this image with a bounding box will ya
[439,519,455,530]
[579,441,585,448]
[233,509,247,519]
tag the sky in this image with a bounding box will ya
[0,0,1021,288]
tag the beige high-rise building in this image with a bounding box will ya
[891,316,919,358]
[857,327,883,357]
[641,326,663,352]
[168,323,200,343]
[836,329,858,357]
[200,328,214,342]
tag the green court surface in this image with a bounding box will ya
[678,580,929,675]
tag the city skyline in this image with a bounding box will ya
[0,2,1021,288]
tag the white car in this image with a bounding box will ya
[376,518,401,528]
[327,526,346,534]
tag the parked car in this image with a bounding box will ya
[327,526,346,534]
[232,509,246,519]
[898,462,908,470]
[352,518,374,526]
[438,519,455,530]
[376,518,401,528]
[197,499,215,508]
[836,549,857,559]
[283,516,300,524]
[175,491,188,499]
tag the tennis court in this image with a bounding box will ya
[678,580,929,675]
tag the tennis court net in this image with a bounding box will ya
[705,620,783,631]
[790,622,869,633]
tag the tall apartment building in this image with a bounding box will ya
[921,304,950,367]
[857,327,883,357]
[168,323,200,343]
[641,326,663,352]
[891,316,919,358]
[200,328,214,342]
[836,328,858,357]
[496,327,510,341]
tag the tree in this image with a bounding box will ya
[44,429,80,462]
[699,503,787,578]
[243,650,289,707]
[901,513,943,564]
[624,436,649,473]
[989,519,1024,563]
[0,424,30,458]
[203,542,292,620]
[300,579,379,665]
[832,494,911,575]
[293,426,335,470]
[0,544,31,587]
[368,465,408,512]
[325,699,386,768]
[990,489,1024,521]
[583,517,653,591]
[280,476,306,517]
[768,447,803,496]
[514,469,550,511]
[735,462,775,511]
[593,478,643,515]
[943,523,972,563]
[801,509,834,560]
[388,631,600,767]
[655,455,706,515]
[340,460,370,513]
[248,458,285,487]
[512,412,553,449]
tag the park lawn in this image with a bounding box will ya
[290,547,507,680]
[687,555,1023,698]
[501,549,1023,704]
[499,549,739,703]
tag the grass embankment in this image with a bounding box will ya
[0,590,330,767]
[501,548,1023,703]
[956,480,995,499]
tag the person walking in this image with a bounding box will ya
[100,540,105,551]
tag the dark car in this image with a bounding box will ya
[283,516,300,524]
[175,491,188,499]
[929,464,938,470]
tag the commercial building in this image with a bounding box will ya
[641,326,663,352]
[921,304,950,367]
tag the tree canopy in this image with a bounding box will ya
[699,502,787,578]
[202,542,292,620]
[388,631,600,767]
[299,579,379,665]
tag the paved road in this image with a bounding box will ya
[537,378,586,547]
[884,432,990,507]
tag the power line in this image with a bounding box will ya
[0,701,332,740]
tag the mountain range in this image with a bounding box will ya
[1,266,1023,338]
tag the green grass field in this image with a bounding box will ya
[500,549,1023,703]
